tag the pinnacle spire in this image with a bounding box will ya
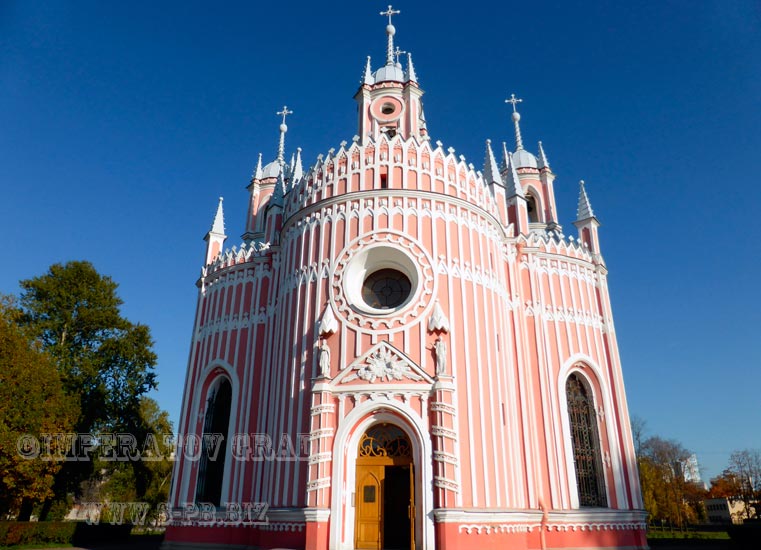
[380,5,400,66]
[270,171,285,208]
[276,105,292,166]
[537,141,550,170]
[483,139,503,186]
[500,141,511,172]
[406,52,418,82]
[210,197,225,235]
[505,94,524,151]
[363,56,374,84]
[253,153,263,180]
[292,147,303,182]
[505,152,525,198]
[576,180,595,221]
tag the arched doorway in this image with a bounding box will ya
[195,378,232,505]
[355,423,415,550]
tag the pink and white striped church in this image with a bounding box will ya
[165,6,646,550]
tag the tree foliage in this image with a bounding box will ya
[0,298,77,518]
[635,429,707,526]
[16,261,158,519]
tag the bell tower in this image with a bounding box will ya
[355,6,427,143]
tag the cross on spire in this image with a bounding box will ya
[394,46,406,65]
[380,5,401,66]
[277,105,293,126]
[505,93,523,113]
[505,94,525,150]
[380,5,400,25]
[276,105,293,165]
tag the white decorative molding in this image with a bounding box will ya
[427,299,450,332]
[333,341,434,386]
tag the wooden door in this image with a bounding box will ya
[355,464,384,549]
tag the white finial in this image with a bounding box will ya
[276,105,293,164]
[380,5,400,66]
[428,300,450,333]
[505,94,524,150]
[319,305,339,336]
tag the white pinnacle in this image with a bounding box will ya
[253,152,263,180]
[505,152,525,198]
[406,52,418,82]
[537,141,550,170]
[483,139,503,186]
[210,196,225,235]
[576,180,595,221]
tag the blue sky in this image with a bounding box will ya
[2,1,760,481]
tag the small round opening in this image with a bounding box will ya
[362,269,411,309]
[381,103,395,115]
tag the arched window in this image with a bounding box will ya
[566,373,607,507]
[196,378,232,505]
[526,194,539,223]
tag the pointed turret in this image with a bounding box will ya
[573,180,602,255]
[292,147,303,183]
[252,153,263,181]
[363,56,374,85]
[537,141,550,171]
[406,52,418,82]
[204,197,227,265]
[483,139,503,186]
[505,153,529,235]
[505,153,524,199]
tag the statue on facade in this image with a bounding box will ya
[433,337,447,376]
[319,340,331,378]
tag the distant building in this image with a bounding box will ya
[704,498,747,524]
[682,454,704,487]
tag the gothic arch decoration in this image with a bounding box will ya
[565,372,607,508]
[358,423,413,460]
[196,376,233,506]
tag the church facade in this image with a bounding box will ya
[164,7,646,550]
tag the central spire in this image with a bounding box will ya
[380,5,400,66]
[505,93,524,151]
[276,105,292,165]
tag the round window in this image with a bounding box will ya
[381,103,395,115]
[362,269,412,309]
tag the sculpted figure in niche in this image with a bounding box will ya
[319,340,331,378]
[433,337,447,376]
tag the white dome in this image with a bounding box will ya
[512,149,537,169]
[261,160,281,179]
[373,64,405,83]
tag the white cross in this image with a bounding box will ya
[277,105,293,125]
[380,5,400,25]
[505,94,523,113]
[394,46,406,64]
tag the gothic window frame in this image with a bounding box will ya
[564,370,609,508]
[195,375,233,507]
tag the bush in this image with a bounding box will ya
[0,521,76,546]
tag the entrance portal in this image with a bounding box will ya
[354,424,414,550]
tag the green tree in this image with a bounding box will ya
[17,261,158,519]
[98,397,174,525]
[0,297,77,519]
